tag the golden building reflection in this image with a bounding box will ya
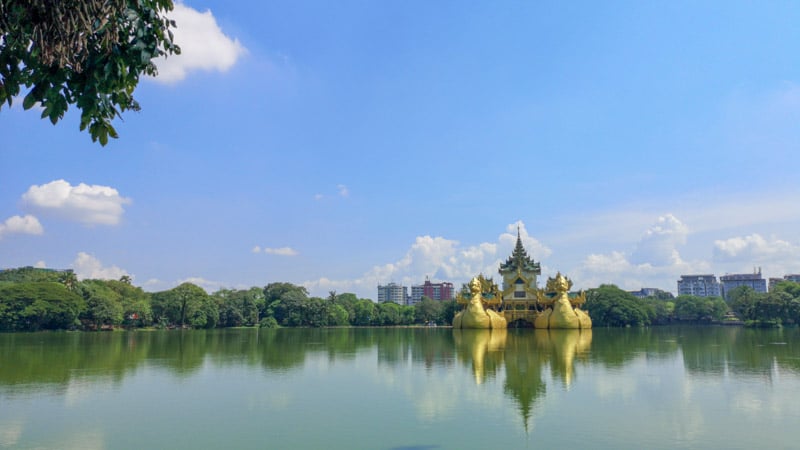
[454,328,592,429]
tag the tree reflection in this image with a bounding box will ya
[3,327,800,411]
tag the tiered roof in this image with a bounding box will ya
[499,229,541,275]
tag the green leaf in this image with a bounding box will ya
[107,124,119,139]
[22,92,37,110]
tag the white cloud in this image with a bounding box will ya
[630,214,688,266]
[22,180,130,226]
[151,3,246,84]
[263,247,299,256]
[303,221,551,299]
[314,185,350,201]
[71,252,129,280]
[0,214,43,239]
[712,234,800,277]
[713,234,800,262]
[572,214,707,291]
[34,260,47,268]
[252,246,298,256]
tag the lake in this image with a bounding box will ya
[1,326,799,449]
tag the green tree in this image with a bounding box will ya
[262,282,308,322]
[333,293,358,323]
[0,282,85,330]
[59,270,78,292]
[0,0,180,144]
[214,287,264,327]
[754,291,791,325]
[376,301,401,326]
[0,266,65,283]
[77,279,123,329]
[771,281,800,299]
[585,285,653,327]
[352,299,376,326]
[651,299,675,324]
[399,305,415,325]
[441,300,458,325]
[674,295,728,322]
[727,286,761,321]
[269,289,308,327]
[152,283,215,328]
[304,297,331,327]
[414,296,442,324]
[328,303,350,326]
[104,279,152,327]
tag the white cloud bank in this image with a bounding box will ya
[713,234,800,262]
[0,215,43,239]
[151,3,246,84]
[303,221,551,298]
[22,180,130,226]
[574,214,708,291]
[712,234,800,277]
[72,252,129,280]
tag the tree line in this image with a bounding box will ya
[3,267,800,331]
[726,283,800,327]
[584,282,800,327]
[0,268,456,331]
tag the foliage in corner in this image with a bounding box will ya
[0,0,180,145]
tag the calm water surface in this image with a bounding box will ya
[1,327,799,449]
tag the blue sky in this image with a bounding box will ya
[2,1,800,299]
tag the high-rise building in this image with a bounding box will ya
[769,274,800,291]
[377,283,408,305]
[409,278,454,304]
[720,269,766,300]
[677,275,721,297]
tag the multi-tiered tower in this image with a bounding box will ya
[498,228,541,325]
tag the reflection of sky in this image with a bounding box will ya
[563,351,800,449]
[3,332,800,449]
[0,420,23,447]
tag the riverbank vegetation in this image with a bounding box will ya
[585,284,728,326]
[0,268,456,331]
[2,267,799,331]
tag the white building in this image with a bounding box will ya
[720,269,766,300]
[377,283,408,305]
[677,275,721,297]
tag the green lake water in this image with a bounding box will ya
[1,326,799,449]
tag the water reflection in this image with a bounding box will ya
[2,327,800,395]
[2,327,800,448]
[452,329,507,384]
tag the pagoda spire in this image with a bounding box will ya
[499,226,541,275]
[512,227,527,261]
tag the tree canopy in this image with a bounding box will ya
[0,0,179,144]
[584,284,655,327]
